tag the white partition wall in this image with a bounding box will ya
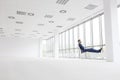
[0,38,40,57]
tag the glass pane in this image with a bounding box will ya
[66,31,69,49]
[59,34,62,50]
[62,33,65,49]
[61,33,63,50]
[85,21,91,46]
[74,26,79,48]
[79,24,84,45]
[101,15,106,45]
[70,29,73,48]
[42,40,47,56]
[93,17,100,45]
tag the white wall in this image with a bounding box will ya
[0,38,40,57]
[0,58,120,80]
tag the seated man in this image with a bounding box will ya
[78,39,102,53]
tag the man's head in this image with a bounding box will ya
[78,39,81,43]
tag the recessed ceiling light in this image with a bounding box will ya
[48,32,53,33]
[43,35,48,36]
[28,13,34,16]
[38,24,44,26]
[56,0,69,5]
[37,33,41,34]
[67,18,75,21]
[8,16,15,19]
[30,34,36,36]
[14,36,19,37]
[16,21,23,24]
[17,11,34,16]
[17,11,26,15]
[56,26,63,28]
[14,33,21,35]
[0,30,3,32]
[33,30,38,32]
[44,15,53,18]
[59,10,67,13]
[0,28,3,29]
[49,21,54,23]
[84,4,98,10]
[0,29,3,31]
[0,35,6,37]
[0,32,4,34]
[15,29,21,31]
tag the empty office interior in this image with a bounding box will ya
[0,0,120,80]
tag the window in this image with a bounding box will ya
[58,14,105,59]
[93,17,100,46]
[66,31,69,49]
[85,21,91,46]
[101,15,106,45]
[65,30,70,57]
[79,24,84,45]
[69,29,74,49]
[74,26,79,48]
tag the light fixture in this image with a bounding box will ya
[14,36,19,37]
[59,10,67,13]
[37,33,41,34]
[8,16,15,19]
[0,32,4,34]
[43,35,48,36]
[17,11,26,15]
[0,28,3,29]
[67,18,75,21]
[0,35,6,37]
[32,30,38,32]
[84,4,98,10]
[15,29,21,31]
[14,33,21,35]
[17,11,34,16]
[38,24,44,26]
[16,21,23,24]
[44,15,53,18]
[28,13,34,16]
[56,26,63,28]
[48,32,53,33]
[56,0,69,5]
[49,21,54,23]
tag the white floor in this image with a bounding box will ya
[0,57,120,80]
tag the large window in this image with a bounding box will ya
[58,14,106,59]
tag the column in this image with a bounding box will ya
[103,0,120,62]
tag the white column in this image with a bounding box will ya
[103,0,120,62]
[54,33,59,59]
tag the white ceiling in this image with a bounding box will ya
[0,0,119,39]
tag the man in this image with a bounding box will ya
[78,39,102,53]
